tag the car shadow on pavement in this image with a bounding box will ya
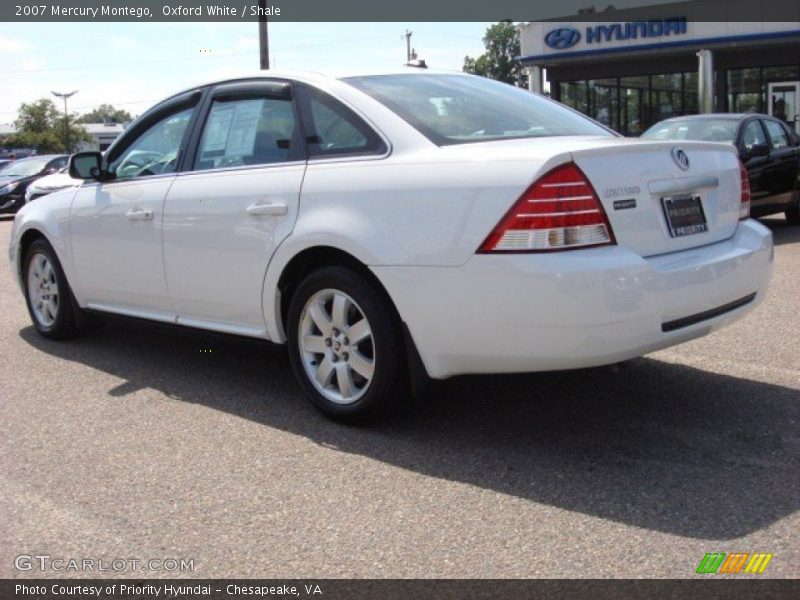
[19,318,800,541]
[760,217,800,246]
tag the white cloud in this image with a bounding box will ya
[232,35,258,54]
[0,35,33,54]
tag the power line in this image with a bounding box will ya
[0,34,393,75]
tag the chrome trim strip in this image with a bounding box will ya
[648,176,719,195]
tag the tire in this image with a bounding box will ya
[286,266,407,422]
[23,238,86,339]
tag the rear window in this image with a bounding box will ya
[344,74,612,146]
[641,119,739,143]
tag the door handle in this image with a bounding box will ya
[246,202,288,216]
[125,208,154,221]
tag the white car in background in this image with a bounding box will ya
[9,69,773,421]
[24,168,82,203]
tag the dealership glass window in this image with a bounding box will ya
[726,66,800,115]
[554,70,699,135]
[559,81,588,114]
[589,79,619,131]
[764,67,800,127]
[619,76,648,135]
[727,68,761,113]
[650,73,682,123]
[764,65,800,83]
[683,72,698,115]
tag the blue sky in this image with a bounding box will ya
[0,22,492,124]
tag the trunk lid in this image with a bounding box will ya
[570,139,741,257]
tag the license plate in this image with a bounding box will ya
[662,195,707,238]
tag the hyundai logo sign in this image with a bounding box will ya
[671,147,690,170]
[543,18,688,52]
[545,27,581,50]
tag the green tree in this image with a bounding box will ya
[463,21,527,88]
[77,103,133,124]
[4,98,90,153]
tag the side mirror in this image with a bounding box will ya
[742,143,769,160]
[69,152,103,180]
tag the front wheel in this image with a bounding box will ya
[286,266,406,422]
[23,239,85,339]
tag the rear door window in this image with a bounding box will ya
[763,119,790,149]
[741,120,767,150]
[194,94,300,171]
[296,84,387,158]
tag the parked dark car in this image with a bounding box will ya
[642,114,800,224]
[0,155,68,214]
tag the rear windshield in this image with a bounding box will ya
[641,119,739,143]
[344,74,612,146]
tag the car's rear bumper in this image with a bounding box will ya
[373,219,773,379]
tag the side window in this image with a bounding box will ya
[763,119,789,149]
[107,107,194,179]
[741,120,767,150]
[193,95,298,171]
[296,84,387,158]
[48,157,67,171]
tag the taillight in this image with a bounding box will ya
[739,160,750,220]
[478,162,615,253]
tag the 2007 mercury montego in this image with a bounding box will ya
[9,69,773,421]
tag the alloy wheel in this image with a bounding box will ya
[27,253,60,328]
[298,288,375,405]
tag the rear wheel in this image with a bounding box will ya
[23,239,85,339]
[286,266,406,421]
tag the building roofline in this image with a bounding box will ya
[519,29,800,65]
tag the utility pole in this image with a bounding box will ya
[404,30,412,62]
[258,0,269,69]
[51,90,77,153]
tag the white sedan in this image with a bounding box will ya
[9,69,773,421]
[24,168,82,203]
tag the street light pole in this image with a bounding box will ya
[404,30,412,62]
[51,90,78,153]
[258,0,269,69]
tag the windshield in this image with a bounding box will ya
[344,74,612,145]
[0,157,51,178]
[641,119,739,143]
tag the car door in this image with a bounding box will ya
[162,80,306,335]
[738,118,771,212]
[761,118,799,208]
[70,91,201,319]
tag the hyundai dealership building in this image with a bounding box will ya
[519,0,800,135]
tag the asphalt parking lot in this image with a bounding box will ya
[0,216,798,579]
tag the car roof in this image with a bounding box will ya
[149,67,467,108]
[189,66,458,85]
